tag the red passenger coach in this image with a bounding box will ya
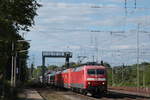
[70,65,107,95]
[55,71,63,87]
[47,73,55,86]
[61,69,72,88]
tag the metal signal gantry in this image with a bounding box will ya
[42,51,72,67]
[41,51,72,83]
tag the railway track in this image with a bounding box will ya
[37,87,150,100]
[109,87,150,97]
[66,90,150,100]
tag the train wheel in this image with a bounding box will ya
[80,89,84,94]
[83,91,87,95]
[73,88,76,92]
[97,91,107,97]
[76,88,80,93]
[71,88,74,91]
[91,93,97,97]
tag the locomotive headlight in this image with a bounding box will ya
[102,82,105,85]
[88,82,91,85]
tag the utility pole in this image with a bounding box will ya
[135,0,137,9]
[122,63,124,82]
[110,32,114,86]
[95,36,99,62]
[92,56,95,62]
[137,23,140,89]
[13,52,17,87]
[90,35,95,63]
[141,45,145,88]
[11,42,14,87]
[143,64,145,87]
[11,40,31,87]
[125,0,127,16]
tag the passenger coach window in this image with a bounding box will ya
[87,69,95,75]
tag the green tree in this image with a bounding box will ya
[0,0,40,79]
[47,65,59,70]
[0,0,41,31]
[103,62,111,68]
[0,0,41,99]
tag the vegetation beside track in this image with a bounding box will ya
[107,62,150,87]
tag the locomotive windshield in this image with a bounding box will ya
[97,69,105,75]
[87,69,105,75]
[87,69,95,75]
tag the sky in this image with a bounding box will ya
[25,0,150,67]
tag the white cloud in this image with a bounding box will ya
[112,45,134,49]
[26,0,150,66]
[127,15,150,26]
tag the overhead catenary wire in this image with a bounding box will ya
[49,1,150,10]
[42,0,150,68]
[125,0,128,16]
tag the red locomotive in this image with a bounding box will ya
[45,65,107,95]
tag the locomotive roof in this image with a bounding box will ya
[71,65,106,72]
[85,65,106,69]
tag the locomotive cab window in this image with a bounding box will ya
[87,69,105,75]
[87,69,95,75]
[96,69,105,75]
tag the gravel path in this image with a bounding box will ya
[18,89,44,100]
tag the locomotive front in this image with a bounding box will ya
[85,66,107,95]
